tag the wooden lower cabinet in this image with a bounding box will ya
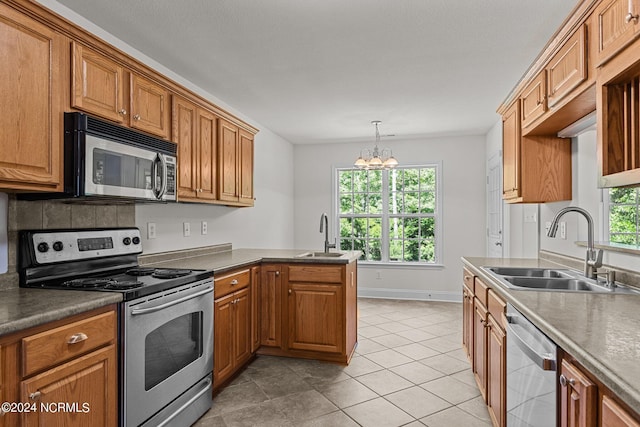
[559,359,597,427]
[602,395,640,427]
[487,313,506,427]
[473,297,488,399]
[462,279,474,361]
[250,266,261,353]
[260,264,283,348]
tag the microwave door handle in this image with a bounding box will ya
[158,154,168,199]
[151,154,161,198]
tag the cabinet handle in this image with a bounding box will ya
[626,12,639,22]
[67,332,88,344]
[275,271,280,276]
[133,114,141,121]
[230,279,238,285]
[559,374,575,388]
[119,108,127,115]
[29,391,41,401]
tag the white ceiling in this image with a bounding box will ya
[53,0,578,144]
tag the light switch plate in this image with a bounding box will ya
[147,222,156,239]
[183,222,191,237]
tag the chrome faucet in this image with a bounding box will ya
[547,206,603,279]
[319,213,336,253]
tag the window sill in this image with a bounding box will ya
[358,261,445,269]
[576,241,640,256]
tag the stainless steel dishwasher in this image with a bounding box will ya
[506,303,557,427]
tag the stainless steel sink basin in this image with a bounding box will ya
[481,266,640,294]
[296,251,345,258]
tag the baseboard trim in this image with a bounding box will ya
[357,287,461,302]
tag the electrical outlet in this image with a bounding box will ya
[147,222,156,239]
[183,222,191,237]
[201,221,208,235]
[524,213,537,223]
[560,222,567,239]
[376,271,382,280]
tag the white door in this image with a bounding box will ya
[487,153,503,257]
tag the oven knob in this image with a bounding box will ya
[123,237,132,245]
[52,241,64,252]
[132,236,140,245]
[37,242,49,253]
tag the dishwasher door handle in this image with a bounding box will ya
[506,315,556,371]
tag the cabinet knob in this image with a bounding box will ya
[275,271,280,276]
[288,289,292,295]
[559,374,575,387]
[29,391,41,401]
[626,12,639,23]
[119,109,127,115]
[67,332,88,344]
[230,279,238,285]
[133,114,141,121]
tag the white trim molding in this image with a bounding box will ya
[357,287,461,302]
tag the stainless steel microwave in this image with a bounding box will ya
[24,112,177,202]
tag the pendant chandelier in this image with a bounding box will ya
[354,121,398,170]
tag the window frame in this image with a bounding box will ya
[333,162,443,268]
[604,187,640,246]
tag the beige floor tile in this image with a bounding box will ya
[377,321,415,333]
[420,336,464,353]
[298,410,360,427]
[359,314,391,325]
[317,378,378,408]
[420,406,492,427]
[355,369,413,395]
[450,368,477,388]
[365,349,414,368]
[359,325,389,338]
[390,361,445,384]
[385,386,452,418]
[344,397,414,427]
[396,328,437,342]
[394,343,439,360]
[380,311,417,321]
[341,355,384,377]
[419,353,471,375]
[370,333,413,348]
[457,396,492,422]
[420,376,481,405]
[355,338,388,355]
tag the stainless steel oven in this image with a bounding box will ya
[123,279,213,427]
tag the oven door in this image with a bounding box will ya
[123,280,213,427]
[84,134,172,200]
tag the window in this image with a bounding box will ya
[336,165,441,264]
[607,187,640,245]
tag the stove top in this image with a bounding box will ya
[19,228,213,301]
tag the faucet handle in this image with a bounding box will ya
[595,269,616,288]
[587,248,603,267]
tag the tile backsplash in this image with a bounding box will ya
[0,194,135,289]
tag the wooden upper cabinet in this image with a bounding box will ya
[218,119,239,203]
[130,73,170,139]
[72,42,126,124]
[547,25,588,108]
[521,71,547,129]
[72,42,170,139]
[0,4,66,192]
[502,101,521,200]
[559,359,597,427]
[594,0,640,67]
[239,130,255,206]
[173,96,218,202]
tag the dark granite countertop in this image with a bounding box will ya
[462,256,640,413]
[0,287,122,337]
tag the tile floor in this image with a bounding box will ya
[194,298,491,427]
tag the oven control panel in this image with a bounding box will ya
[29,228,142,264]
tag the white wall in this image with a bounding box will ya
[293,135,487,301]
[40,0,296,254]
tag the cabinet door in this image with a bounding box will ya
[172,96,198,199]
[473,299,488,399]
[502,101,521,200]
[601,395,640,427]
[594,0,640,66]
[546,25,587,108]
[239,129,254,206]
[521,71,547,128]
[559,359,597,427]
[462,284,474,362]
[487,314,506,427]
[72,42,126,123]
[288,283,343,353]
[214,293,235,385]
[197,108,218,201]
[250,266,261,353]
[233,287,252,367]
[0,4,65,191]
[260,265,282,348]
[21,345,117,427]
[218,119,239,202]
[130,73,170,139]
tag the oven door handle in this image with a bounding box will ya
[506,315,556,371]
[130,286,213,315]
[156,376,212,427]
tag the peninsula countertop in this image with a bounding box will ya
[462,256,640,413]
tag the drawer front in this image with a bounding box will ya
[488,289,506,329]
[215,268,251,298]
[22,311,116,377]
[288,265,343,284]
[463,268,475,292]
[475,277,489,307]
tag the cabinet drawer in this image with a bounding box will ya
[488,290,506,329]
[475,278,489,307]
[22,311,116,377]
[463,268,475,292]
[215,268,251,298]
[288,265,343,283]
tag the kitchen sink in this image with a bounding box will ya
[296,251,346,258]
[482,266,640,294]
